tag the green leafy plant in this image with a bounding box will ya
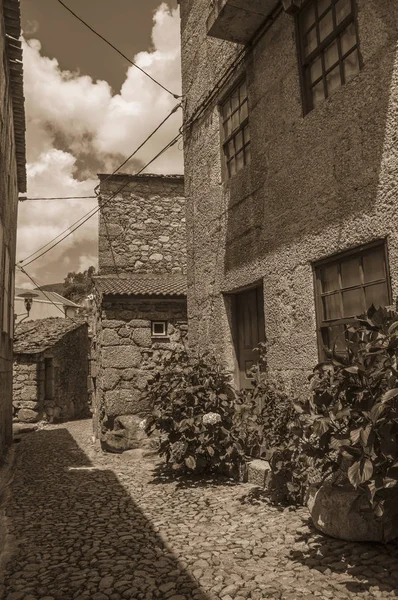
[293,305,398,519]
[144,350,244,477]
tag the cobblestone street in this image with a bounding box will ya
[1,420,398,600]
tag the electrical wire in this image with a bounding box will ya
[18,132,182,268]
[56,0,181,100]
[16,266,79,323]
[20,196,97,201]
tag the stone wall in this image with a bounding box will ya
[98,174,186,276]
[180,0,398,397]
[94,296,188,433]
[13,325,90,423]
[0,6,21,459]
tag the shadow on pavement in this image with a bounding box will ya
[150,463,241,490]
[289,519,398,595]
[3,427,210,600]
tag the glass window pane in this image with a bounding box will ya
[305,27,318,57]
[231,110,240,132]
[326,65,341,95]
[342,288,364,317]
[319,9,333,43]
[341,257,361,287]
[231,91,240,113]
[365,283,390,311]
[343,49,359,81]
[240,100,248,122]
[318,0,332,17]
[227,139,235,159]
[228,158,236,177]
[236,150,244,173]
[301,4,316,32]
[224,118,232,138]
[321,264,340,293]
[335,0,352,26]
[240,80,247,101]
[310,55,323,84]
[341,22,357,55]
[323,293,342,320]
[363,250,386,283]
[244,144,251,166]
[311,79,325,107]
[222,99,231,120]
[324,39,339,71]
[323,324,347,352]
[235,130,243,152]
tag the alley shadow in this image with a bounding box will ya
[150,462,241,490]
[289,518,398,595]
[3,428,211,600]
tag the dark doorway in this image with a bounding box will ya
[234,285,265,389]
[44,357,54,400]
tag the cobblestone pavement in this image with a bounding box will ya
[2,420,398,600]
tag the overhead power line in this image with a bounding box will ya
[17,132,182,268]
[20,196,97,201]
[56,0,181,100]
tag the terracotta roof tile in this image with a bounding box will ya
[94,274,187,297]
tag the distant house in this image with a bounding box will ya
[13,318,90,424]
[14,288,80,322]
[93,174,187,448]
[0,0,27,459]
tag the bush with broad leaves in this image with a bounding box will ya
[292,305,398,520]
[144,350,245,477]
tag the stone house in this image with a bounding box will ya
[93,174,187,446]
[0,0,26,458]
[178,0,398,395]
[13,318,90,424]
[14,287,80,322]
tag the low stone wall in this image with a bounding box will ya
[13,356,44,423]
[95,296,188,434]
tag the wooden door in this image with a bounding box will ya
[236,287,265,389]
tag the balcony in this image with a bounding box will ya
[206,0,278,45]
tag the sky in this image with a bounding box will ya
[17,0,182,289]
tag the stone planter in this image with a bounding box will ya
[307,483,398,542]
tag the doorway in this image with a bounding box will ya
[234,285,265,389]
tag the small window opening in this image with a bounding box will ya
[151,321,168,337]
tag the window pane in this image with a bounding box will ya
[365,283,390,311]
[310,55,323,84]
[301,4,316,32]
[344,49,359,81]
[236,150,244,173]
[341,257,361,287]
[231,91,240,113]
[326,65,341,95]
[235,130,243,152]
[324,39,339,71]
[240,100,248,122]
[224,118,232,138]
[311,79,325,107]
[323,293,342,320]
[363,250,386,283]
[321,264,340,293]
[305,27,318,57]
[335,0,351,26]
[240,80,247,100]
[342,288,364,317]
[318,0,332,17]
[222,99,231,120]
[319,10,333,43]
[323,324,347,352]
[341,22,357,55]
[227,139,235,159]
[231,110,240,132]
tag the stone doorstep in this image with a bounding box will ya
[246,459,271,487]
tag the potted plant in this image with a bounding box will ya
[293,305,398,542]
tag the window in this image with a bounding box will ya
[314,242,391,355]
[151,321,168,337]
[298,0,359,112]
[221,79,250,178]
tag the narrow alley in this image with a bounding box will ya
[1,421,398,600]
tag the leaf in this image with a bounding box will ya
[350,427,362,444]
[347,459,374,488]
[185,455,196,470]
[381,388,398,403]
[313,417,331,437]
[369,402,386,423]
[206,445,215,457]
[388,320,398,335]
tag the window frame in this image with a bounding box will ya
[296,0,360,115]
[220,78,251,179]
[151,320,168,338]
[313,240,392,359]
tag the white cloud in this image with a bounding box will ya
[17,3,182,287]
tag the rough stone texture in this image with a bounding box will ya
[98,174,186,276]
[3,419,398,600]
[0,8,23,461]
[247,459,270,487]
[308,484,398,543]
[93,297,188,436]
[13,319,90,424]
[180,0,398,397]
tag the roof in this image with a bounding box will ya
[94,274,187,297]
[15,288,80,308]
[3,0,26,193]
[14,317,87,355]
